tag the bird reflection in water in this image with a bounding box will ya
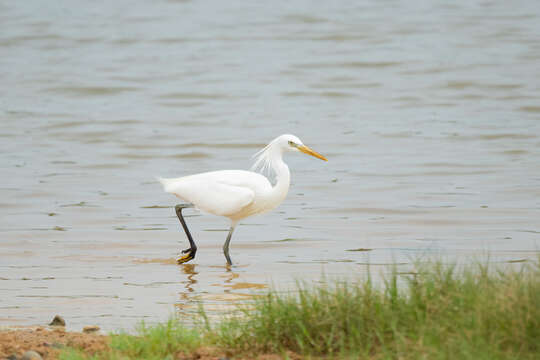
[223,267,239,294]
[175,263,266,321]
[180,263,198,293]
[176,264,200,319]
[177,263,265,306]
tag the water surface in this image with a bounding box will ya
[1,0,539,331]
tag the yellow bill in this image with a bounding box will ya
[298,144,328,161]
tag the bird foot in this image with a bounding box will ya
[177,248,196,264]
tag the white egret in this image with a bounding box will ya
[159,134,327,265]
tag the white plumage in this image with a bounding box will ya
[159,134,327,265]
[159,170,269,219]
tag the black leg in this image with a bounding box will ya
[223,225,236,266]
[175,204,197,264]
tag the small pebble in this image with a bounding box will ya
[21,350,42,360]
[83,325,100,333]
[49,315,65,327]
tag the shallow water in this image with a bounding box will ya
[1,0,539,331]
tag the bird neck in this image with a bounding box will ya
[251,140,291,202]
[271,158,290,199]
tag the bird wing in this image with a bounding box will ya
[159,174,256,217]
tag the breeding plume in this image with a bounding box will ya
[159,134,327,265]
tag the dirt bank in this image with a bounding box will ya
[0,326,291,360]
[0,326,108,359]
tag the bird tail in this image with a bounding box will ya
[156,177,174,192]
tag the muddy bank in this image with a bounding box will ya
[0,326,294,360]
[0,326,108,359]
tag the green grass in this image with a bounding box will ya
[61,259,540,359]
[60,319,201,360]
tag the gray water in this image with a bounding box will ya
[1,0,539,331]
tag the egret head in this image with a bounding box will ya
[281,134,327,161]
[251,134,327,175]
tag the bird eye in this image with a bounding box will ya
[288,141,295,147]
